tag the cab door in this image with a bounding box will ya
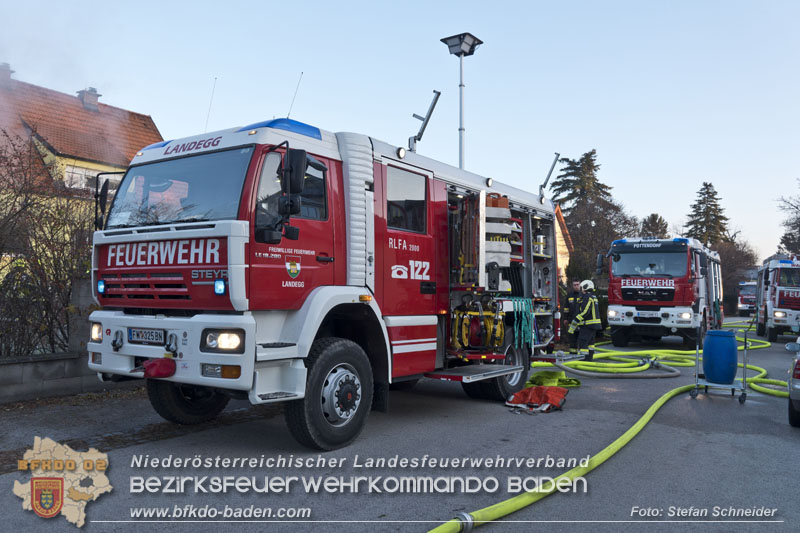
[249,148,336,310]
[375,163,447,377]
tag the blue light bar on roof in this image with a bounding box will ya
[141,140,172,151]
[780,260,792,263]
[612,239,627,244]
[236,118,322,140]
[673,238,689,243]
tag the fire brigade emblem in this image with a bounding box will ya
[286,256,301,279]
[31,478,63,518]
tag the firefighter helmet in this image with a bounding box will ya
[580,280,595,292]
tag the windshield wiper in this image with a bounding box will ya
[173,217,211,224]
[621,274,643,278]
[651,273,674,278]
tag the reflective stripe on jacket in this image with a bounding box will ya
[573,292,602,330]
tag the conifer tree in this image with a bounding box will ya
[640,213,669,238]
[550,149,612,214]
[779,180,800,254]
[684,182,729,245]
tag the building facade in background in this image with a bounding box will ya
[0,62,162,190]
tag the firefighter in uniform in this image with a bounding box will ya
[568,280,602,361]
[562,279,582,355]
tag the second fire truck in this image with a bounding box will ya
[600,237,723,348]
[755,254,800,341]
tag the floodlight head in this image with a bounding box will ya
[440,32,483,57]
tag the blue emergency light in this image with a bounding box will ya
[214,279,226,295]
[97,280,105,294]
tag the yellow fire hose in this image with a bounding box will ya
[429,322,787,532]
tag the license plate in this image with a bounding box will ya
[636,311,659,318]
[128,327,165,345]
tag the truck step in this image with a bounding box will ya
[424,364,524,383]
[258,342,297,348]
[257,391,300,401]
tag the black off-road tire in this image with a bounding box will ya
[610,328,630,348]
[789,399,800,428]
[767,327,778,343]
[146,379,230,425]
[461,343,530,402]
[285,338,373,450]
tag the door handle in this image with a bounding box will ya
[316,256,334,263]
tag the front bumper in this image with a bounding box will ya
[87,310,256,391]
[606,305,697,333]
[769,309,800,333]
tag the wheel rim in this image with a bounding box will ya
[320,363,362,427]
[503,344,522,387]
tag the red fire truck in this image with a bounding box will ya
[755,254,800,342]
[736,281,757,316]
[600,237,723,348]
[87,118,561,449]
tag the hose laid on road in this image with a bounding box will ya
[430,382,695,533]
[430,324,786,532]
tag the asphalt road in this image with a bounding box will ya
[2,320,798,532]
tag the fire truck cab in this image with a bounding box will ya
[736,280,757,317]
[87,118,561,449]
[755,254,800,342]
[601,237,723,348]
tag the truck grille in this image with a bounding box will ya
[622,288,673,302]
[101,272,190,301]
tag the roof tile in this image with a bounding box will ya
[0,78,162,167]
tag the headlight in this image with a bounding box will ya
[608,310,619,318]
[774,311,787,318]
[90,323,103,342]
[201,329,245,353]
[678,312,692,320]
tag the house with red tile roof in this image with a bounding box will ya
[0,62,162,190]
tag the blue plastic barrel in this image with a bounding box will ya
[702,330,738,384]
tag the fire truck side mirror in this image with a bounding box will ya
[278,194,301,216]
[700,267,708,277]
[596,253,605,274]
[98,180,109,214]
[284,225,300,241]
[255,228,283,244]
[284,149,308,194]
[698,252,708,269]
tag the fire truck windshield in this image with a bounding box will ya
[739,284,756,295]
[779,268,800,287]
[611,252,687,278]
[105,147,254,228]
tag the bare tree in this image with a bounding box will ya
[0,129,49,266]
[713,231,758,315]
[0,128,92,356]
[778,179,800,254]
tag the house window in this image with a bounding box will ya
[386,166,426,233]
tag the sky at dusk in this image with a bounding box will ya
[1,0,797,260]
